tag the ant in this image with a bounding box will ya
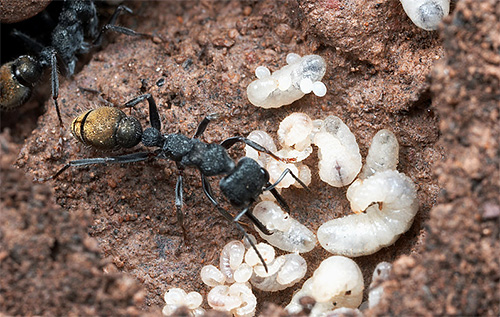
[45,92,308,270]
[0,0,151,126]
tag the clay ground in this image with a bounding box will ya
[1,0,498,315]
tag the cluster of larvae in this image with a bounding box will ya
[245,113,419,257]
[400,0,450,31]
[246,53,327,108]
[194,239,306,316]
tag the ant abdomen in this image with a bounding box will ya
[0,56,41,111]
[71,106,142,150]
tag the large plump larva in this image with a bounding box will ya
[162,288,205,316]
[400,0,450,31]
[285,256,364,316]
[247,53,327,108]
[252,201,317,253]
[358,129,399,179]
[318,170,418,257]
[313,116,362,187]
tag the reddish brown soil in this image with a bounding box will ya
[1,0,498,315]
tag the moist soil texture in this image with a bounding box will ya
[1,0,498,315]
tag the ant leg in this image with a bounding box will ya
[200,174,269,272]
[220,136,295,163]
[39,152,151,181]
[174,163,188,243]
[45,48,63,127]
[266,185,291,213]
[123,94,162,131]
[192,113,220,139]
[265,168,310,192]
[93,5,152,46]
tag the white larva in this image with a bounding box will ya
[277,112,313,151]
[317,170,419,257]
[162,288,205,317]
[359,129,399,179]
[313,116,362,187]
[368,262,393,309]
[249,253,307,292]
[200,265,226,287]
[400,0,450,31]
[247,53,327,108]
[252,201,317,253]
[219,241,246,284]
[285,256,364,316]
[207,283,257,317]
[244,130,277,167]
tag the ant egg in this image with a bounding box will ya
[313,116,362,187]
[207,283,257,317]
[252,201,317,253]
[359,129,399,179]
[318,170,419,257]
[162,288,205,316]
[247,53,327,108]
[286,256,364,315]
[277,112,313,151]
[400,0,450,31]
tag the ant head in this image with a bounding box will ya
[13,55,42,87]
[142,127,164,148]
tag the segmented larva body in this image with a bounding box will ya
[286,256,364,316]
[247,53,327,108]
[207,283,256,317]
[277,112,314,151]
[245,130,277,167]
[246,244,307,292]
[359,129,399,179]
[244,126,312,189]
[252,201,317,253]
[317,130,419,257]
[400,0,450,31]
[162,288,205,317]
[313,116,362,187]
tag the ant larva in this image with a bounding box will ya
[0,0,151,126]
[43,92,307,270]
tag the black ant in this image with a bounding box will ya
[45,93,308,270]
[0,0,151,126]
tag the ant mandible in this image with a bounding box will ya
[0,0,151,126]
[45,92,308,270]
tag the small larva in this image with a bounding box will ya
[247,53,327,108]
[400,0,450,31]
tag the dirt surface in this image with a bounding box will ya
[0,131,157,315]
[1,0,498,315]
[371,0,500,315]
[0,0,52,23]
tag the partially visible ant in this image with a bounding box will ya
[0,0,151,126]
[44,92,308,270]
